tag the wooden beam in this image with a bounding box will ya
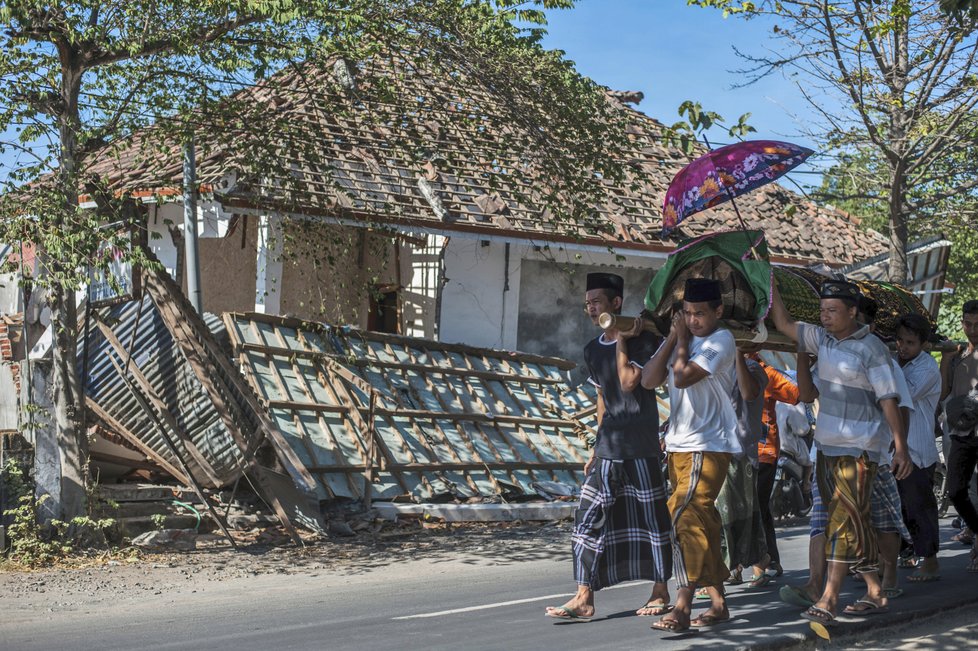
[307,461,585,472]
[263,400,576,428]
[86,398,190,484]
[235,342,564,384]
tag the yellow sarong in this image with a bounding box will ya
[667,451,731,588]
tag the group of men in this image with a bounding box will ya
[544,271,978,633]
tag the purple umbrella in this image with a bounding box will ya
[662,139,814,237]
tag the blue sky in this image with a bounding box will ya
[540,0,826,187]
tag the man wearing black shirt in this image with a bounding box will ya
[546,272,672,621]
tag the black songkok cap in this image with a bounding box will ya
[586,272,624,295]
[820,280,861,302]
[683,277,722,303]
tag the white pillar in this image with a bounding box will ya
[255,214,283,314]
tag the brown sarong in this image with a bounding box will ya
[668,451,731,588]
[817,451,878,573]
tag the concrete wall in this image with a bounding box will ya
[516,258,658,384]
[438,237,666,381]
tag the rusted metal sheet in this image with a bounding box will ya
[223,311,596,502]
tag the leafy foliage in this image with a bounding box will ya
[0,1,649,518]
[690,0,978,285]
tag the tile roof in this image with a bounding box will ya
[83,54,887,266]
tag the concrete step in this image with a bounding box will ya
[117,514,208,538]
[96,483,202,503]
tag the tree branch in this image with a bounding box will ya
[85,13,266,68]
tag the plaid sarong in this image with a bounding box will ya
[871,465,912,544]
[810,472,827,537]
[572,457,672,590]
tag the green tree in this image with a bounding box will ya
[689,1,978,285]
[0,0,638,520]
[816,121,978,339]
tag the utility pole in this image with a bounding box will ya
[183,135,202,313]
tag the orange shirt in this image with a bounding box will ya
[757,363,801,465]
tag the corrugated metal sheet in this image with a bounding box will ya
[80,296,247,487]
[840,235,951,318]
[224,312,596,502]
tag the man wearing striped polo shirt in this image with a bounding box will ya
[769,280,911,627]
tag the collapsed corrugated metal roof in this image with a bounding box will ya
[82,298,244,487]
[223,312,596,502]
[80,262,325,541]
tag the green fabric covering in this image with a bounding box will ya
[645,230,773,322]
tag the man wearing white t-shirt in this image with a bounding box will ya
[642,277,740,632]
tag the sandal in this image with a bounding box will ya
[545,605,593,621]
[844,599,889,616]
[636,598,673,617]
[691,612,730,628]
[907,571,940,583]
[800,605,836,626]
[748,573,772,588]
[650,616,689,632]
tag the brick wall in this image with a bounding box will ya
[0,316,22,394]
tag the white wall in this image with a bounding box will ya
[401,233,444,340]
[438,236,667,353]
[439,238,522,349]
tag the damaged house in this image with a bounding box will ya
[0,51,949,540]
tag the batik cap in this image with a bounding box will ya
[820,280,861,302]
[683,277,721,303]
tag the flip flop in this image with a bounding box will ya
[691,613,730,628]
[844,599,889,616]
[907,571,940,583]
[545,605,592,622]
[779,585,815,608]
[800,605,837,627]
[747,573,772,589]
[694,587,711,600]
[636,599,673,617]
[883,587,904,598]
[650,616,689,632]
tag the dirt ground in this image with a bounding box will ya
[0,519,572,612]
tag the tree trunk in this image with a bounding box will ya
[886,10,911,285]
[40,52,88,521]
[887,167,910,285]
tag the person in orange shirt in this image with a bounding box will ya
[754,357,802,578]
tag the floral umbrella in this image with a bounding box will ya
[661,139,814,237]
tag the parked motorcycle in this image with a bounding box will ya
[770,447,812,520]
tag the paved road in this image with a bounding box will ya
[3,519,977,651]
